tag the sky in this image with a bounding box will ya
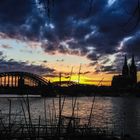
[0,0,140,85]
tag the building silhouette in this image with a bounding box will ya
[112,55,137,88]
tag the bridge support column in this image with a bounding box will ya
[18,75,24,88]
[15,76,17,87]
[11,75,13,87]
[7,75,10,87]
[17,76,19,87]
[0,77,2,86]
[4,76,6,86]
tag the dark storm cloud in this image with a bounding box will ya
[99,65,116,73]
[0,0,32,24]
[0,0,140,72]
[0,54,54,74]
[123,31,140,56]
[40,0,140,60]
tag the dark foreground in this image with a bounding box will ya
[0,96,139,140]
[0,124,133,140]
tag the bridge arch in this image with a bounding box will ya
[0,71,49,88]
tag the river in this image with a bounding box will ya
[0,96,140,138]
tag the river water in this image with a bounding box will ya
[0,96,140,138]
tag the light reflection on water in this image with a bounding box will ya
[0,96,140,137]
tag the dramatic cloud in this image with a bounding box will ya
[0,0,140,72]
[123,32,140,55]
[0,53,54,75]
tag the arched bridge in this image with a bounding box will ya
[0,71,53,96]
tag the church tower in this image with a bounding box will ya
[122,55,129,76]
[130,55,137,84]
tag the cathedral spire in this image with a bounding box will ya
[122,55,129,76]
[130,54,137,84]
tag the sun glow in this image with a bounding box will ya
[44,72,113,86]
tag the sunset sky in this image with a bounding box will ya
[0,0,140,85]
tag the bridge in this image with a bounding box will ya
[0,71,54,96]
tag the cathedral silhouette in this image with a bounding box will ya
[112,55,137,88]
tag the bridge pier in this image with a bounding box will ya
[18,75,25,88]
[7,75,10,87]
[15,76,17,87]
[0,77,1,86]
[11,75,13,87]
[4,76,6,86]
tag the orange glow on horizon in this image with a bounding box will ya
[44,73,114,86]
[43,70,140,86]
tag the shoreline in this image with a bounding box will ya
[0,93,139,98]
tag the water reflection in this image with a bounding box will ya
[0,96,140,138]
[111,97,140,137]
